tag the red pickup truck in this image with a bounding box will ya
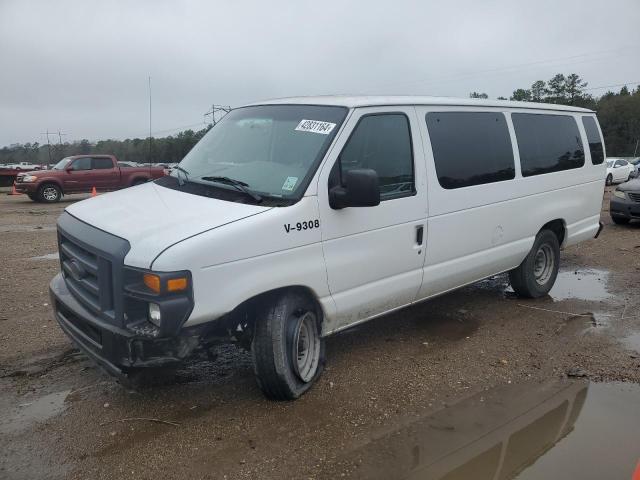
[14,155,166,202]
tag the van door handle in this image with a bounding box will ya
[416,225,424,245]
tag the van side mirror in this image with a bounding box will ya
[329,169,380,209]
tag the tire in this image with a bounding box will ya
[509,229,560,298]
[605,174,613,186]
[38,183,62,203]
[611,215,630,225]
[132,178,148,187]
[251,290,325,400]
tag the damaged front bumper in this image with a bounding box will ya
[50,273,199,378]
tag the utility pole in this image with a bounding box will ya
[204,105,231,126]
[57,130,67,163]
[148,76,152,166]
[40,130,53,167]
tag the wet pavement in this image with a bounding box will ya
[325,380,640,480]
[0,390,70,435]
[548,268,612,302]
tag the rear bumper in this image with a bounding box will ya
[50,273,199,378]
[610,196,640,219]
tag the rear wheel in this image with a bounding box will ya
[132,178,148,187]
[251,290,325,400]
[509,229,560,298]
[38,183,61,203]
[611,215,630,225]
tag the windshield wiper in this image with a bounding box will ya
[200,176,263,203]
[174,165,190,186]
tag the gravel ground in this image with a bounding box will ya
[0,188,639,480]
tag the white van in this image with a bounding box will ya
[50,96,605,399]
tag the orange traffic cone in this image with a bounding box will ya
[8,183,22,195]
[91,186,97,197]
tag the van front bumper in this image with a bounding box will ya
[50,273,199,377]
[610,195,640,220]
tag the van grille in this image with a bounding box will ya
[59,232,114,320]
[628,192,640,202]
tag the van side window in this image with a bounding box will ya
[338,113,414,200]
[581,117,604,165]
[512,114,585,176]
[93,158,113,169]
[425,112,515,189]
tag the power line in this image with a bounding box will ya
[364,45,636,92]
[583,81,640,91]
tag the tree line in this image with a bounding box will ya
[0,126,211,167]
[1,73,639,167]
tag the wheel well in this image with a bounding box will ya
[540,219,566,246]
[206,286,324,349]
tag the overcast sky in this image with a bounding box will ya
[1,0,639,147]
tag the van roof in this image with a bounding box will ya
[245,95,594,113]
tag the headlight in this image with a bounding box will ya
[613,190,627,199]
[148,303,161,326]
[21,175,37,182]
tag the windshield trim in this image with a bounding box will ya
[173,104,350,206]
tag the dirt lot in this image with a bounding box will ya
[1,188,639,479]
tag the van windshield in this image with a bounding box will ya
[176,105,347,201]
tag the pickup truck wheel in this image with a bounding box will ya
[132,178,148,186]
[38,184,62,203]
[251,291,325,400]
[509,229,560,298]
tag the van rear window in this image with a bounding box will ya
[581,116,604,165]
[426,112,515,189]
[512,114,585,176]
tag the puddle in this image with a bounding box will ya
[0,390,70,435]
[622,332,640,353]
[29,252,59,261]
[548,268,612,302]
[329,380,640,480]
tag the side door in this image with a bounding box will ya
[92,157,120,190]
[416,108,521,299]
[614,160,628,182]
[317,107,427,333]
[62,157,93,192]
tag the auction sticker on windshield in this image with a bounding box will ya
[295,119,336,135]
[282,176,298,191]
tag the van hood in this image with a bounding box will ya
[65,182,271,268]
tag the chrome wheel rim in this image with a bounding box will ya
[43,187,58,201]
[291,311,320,383]
[533,244,554,285]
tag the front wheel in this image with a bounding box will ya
[251,291,325,400]
[509,230,560,298]
[38,184,62,203]
[606,174,613,186]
